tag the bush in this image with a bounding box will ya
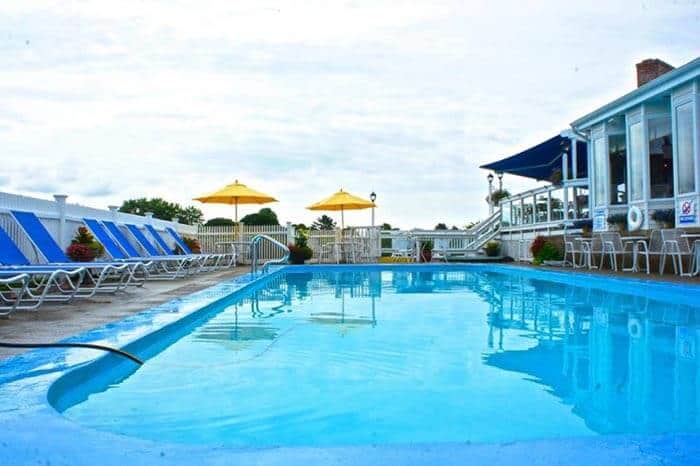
[651,209,674,225]
[204,217,235,227]
[533,242,563,265]
[66,243,96,262]
[607,213,627,229]
[68,226,103,261]
[288,229,313,264]
[178,236,201,254]
[530,235,547,257]
[485,241,500,257]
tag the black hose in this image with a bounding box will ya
[0,342,143,365]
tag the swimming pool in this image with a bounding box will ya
[3,264,700,465]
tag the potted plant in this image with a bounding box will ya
[572,218,593,236]
[420,240,433,262]
[607,213,627,233]
[651,208,675,228]
[66,226,104,261]
[288,230,313,265]
[485,240,501,257]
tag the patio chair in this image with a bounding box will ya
[10,210,139,294]
[0,223,89,309]
[598,231,635,272]
[120,223,198,278]
[390,236,414,260]
[166,227,235,269]
[660,229,695,276]
[145,224,222,271]
[563,234,585,268]
[634,230,663,274]
[581,234,603,269]
[431,238,451,263]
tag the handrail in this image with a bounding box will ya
[250,234,290,274]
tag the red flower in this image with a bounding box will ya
[66,243,96,262]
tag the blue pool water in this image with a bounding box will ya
[59,267,700,448]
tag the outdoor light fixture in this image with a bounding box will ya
[370,191,377,203]
[487,173,494,183]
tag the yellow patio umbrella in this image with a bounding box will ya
[194,180,278,223]
[307,189,376,229]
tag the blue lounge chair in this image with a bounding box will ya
[101,220,195,279]
[0,224,87,312]
[165,226,235,269]
[10,210,142,293]
[124,223,197,279]
[145,224,230,271]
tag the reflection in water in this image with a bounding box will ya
[482,273,700,435]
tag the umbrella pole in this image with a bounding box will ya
[341,207,345,231]
[235,199,240,242]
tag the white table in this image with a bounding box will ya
[620,236,648,272]
[681,234,700,276]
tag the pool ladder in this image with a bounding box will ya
[250,234,290,275]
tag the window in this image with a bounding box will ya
[535,193,548,223]
[501,201,511,227]
[511,202,522,226]
[677,103,695,194]
[593,137,606,206]
[575,187,589,219]
[550,189,564,221]
[522,197,534,224]
[608,118,627,204]
[648,115,673,198]
[628,121,644,201]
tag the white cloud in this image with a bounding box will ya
[0,0,698,228]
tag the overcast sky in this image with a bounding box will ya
[2,1,698,228]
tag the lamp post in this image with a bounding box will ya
[497,172,503,193]
[487,173,494,215]
[369,191,377,227]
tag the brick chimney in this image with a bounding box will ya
[636,59,674,87]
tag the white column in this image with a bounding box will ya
[562,152,569,182]
[286,222,295,245]
[571,137,578,179]
[563,186,570,221]
[108,205,119,222]
[144,212,154,225]
[53,194,68,248]
[488,179,494,215]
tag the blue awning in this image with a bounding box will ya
[480,135,587,182]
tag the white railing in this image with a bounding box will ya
[0,191,196,263]
[197,224,293,262]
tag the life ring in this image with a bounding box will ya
[627,206,643,232]
[628,317,643,339]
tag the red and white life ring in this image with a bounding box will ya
[627,206,643,232]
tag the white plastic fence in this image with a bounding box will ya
[0,191,197,264]
[197,224,293,262]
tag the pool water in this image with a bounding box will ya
[60,267,700,447]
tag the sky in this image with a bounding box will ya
[1,1,698,229]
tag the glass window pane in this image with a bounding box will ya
[575,187,589,219]
[501,201,511,226]
[628,122,644,201]
[535,193,548,223]
[550,189,564,221]
[677,103,695,194]
[512,202,522,226]
[648,115,673,199]
[608,125,627,205]
[522,197,534,224]
[593,137,606,206]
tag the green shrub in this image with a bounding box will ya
[485,241,500,257]
[533,242,563,265]
[68,226,104,261]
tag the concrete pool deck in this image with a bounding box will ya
[0,267,250,360]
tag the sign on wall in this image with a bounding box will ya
[593,208,607,231]
[679,199,696,224]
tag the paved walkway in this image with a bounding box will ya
[0,267,249,360]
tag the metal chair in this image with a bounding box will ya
[598,231,635,272]
[660,229,695,276]
[563,234,584,268]
[634,230,662,274]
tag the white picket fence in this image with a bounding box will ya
[0,191,197,264]
[197,224,381,263]
[197,224,293,262]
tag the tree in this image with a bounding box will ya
[292,223,308,231]
[489,189,511,206]
[204,217,236,226]
[311,215,336,230]
[119,198,204,225]
[381,222,393,230]
[434,223,448,230]
[240,208,279,226]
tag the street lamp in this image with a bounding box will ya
[487,173,494,215]
[497,172,503,192]
[369,191,377,227]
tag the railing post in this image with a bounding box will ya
[144,212,154,225]
[108,205,119,222]
[286,222,294,245]
[53,194,68,248]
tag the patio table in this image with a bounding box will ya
[621,236,648,272]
